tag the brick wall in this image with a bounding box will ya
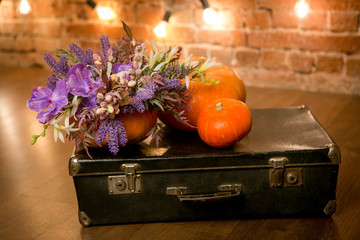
[0,0,359,95]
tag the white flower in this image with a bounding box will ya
[50,109,79,143]
[198,57,221,73]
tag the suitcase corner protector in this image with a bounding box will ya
[323,200,336,216]
[327,143,341,165]
[69,156,81,176]
[78,211,91,227]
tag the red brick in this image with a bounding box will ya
[53,0,71,18]
[330,12,358,32]
[131,25,152,41]
[272,10,298,28]
[211,0,256,9]
[248,31,303,49]
[244,11,271,29]
[300,12,327,30]
[66,23,100,37]
[14,36,35,52]
[0,36,15,51]
[0,52,36,67]
[260,50,286,69]
[119,5,137,24]
[237,69,298,89]
[311,0,360,11]
[346,59,360,77]
[161,26,195,44]
[210,47,233,66]
[316,55,343,73]
[290,52,313,73]
[66,23,126,39]
[32,1,58,18]
[33,21,62,38]
[258,0,298,10]
[73,2,97,21]
[34,38,62,53]
[232,30,247,46]
[185,46,208,58]
[219,10,243,29]
[235,48,259,67]
[303,34,360,53]
[0,1,15,18]
[197,29,245,46]
[0,21,34,36]
[137,7,164,26]
[78,40,101,53]
[170,8,194,25]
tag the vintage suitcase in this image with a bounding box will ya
[69,106,340,226]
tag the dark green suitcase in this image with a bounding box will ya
[69,106,340,226]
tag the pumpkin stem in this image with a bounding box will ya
[216,102,223,111]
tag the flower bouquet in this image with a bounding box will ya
[27,22,217,157]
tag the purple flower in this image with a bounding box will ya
[112,62,132,74]
[95,119,128,155]
[67,63,104,97]
[100,35,111,56]
[46,74,59,91]
[165,78,180,90]
[27,80,69,124]
[134,89,154,101]
[134,83,158,102]
[131,101,145,113]
[76,96,98,117]
[44,53,69,76]
[69,43,95,66]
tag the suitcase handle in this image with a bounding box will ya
[167,184,241,202]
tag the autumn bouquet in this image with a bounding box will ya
[27,22,217,156]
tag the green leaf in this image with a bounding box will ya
[151,99,164,111]
[122,21,133,39]
[31,138,37,145]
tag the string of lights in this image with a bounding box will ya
[12,0,307,38]
[86,0,116,21]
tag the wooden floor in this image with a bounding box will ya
[0,66,359,240]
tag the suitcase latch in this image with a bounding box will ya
[108,163,142,195]
[269,157,303,188]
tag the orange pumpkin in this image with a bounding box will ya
[85,111,158,147]
[117,110,158,144]
[158,63,246,131]
[197,98,252,148]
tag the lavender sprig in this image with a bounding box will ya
[95,119,128,155]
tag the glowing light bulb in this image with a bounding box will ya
[294,0,309,18]
[96,6,116,20]
[154,21,167,38]
[203,8,219,25]
[19,0,31,15]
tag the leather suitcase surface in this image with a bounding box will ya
[69,106,340,226]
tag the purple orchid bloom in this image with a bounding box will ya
[76,96,98,117]
[27,80,69,124]
[112,62,132,79]
[67,63,104,97]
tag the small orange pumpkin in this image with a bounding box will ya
[197,98,252,148]
[159,62,246,131]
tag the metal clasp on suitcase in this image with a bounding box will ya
[269,157,304,188]
[166,184,242,202]
[108,163,142,195]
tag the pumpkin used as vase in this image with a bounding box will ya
[158,63,246,131]
[85,110,158,148]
